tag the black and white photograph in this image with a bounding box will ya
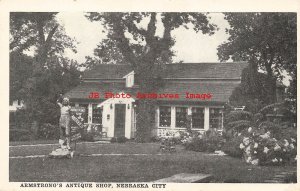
[3,1,298,190]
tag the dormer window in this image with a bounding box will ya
[123,71,135,88]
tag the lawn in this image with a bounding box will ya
[9,142,296,182]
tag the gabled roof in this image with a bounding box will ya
[155,81,240,103]
[66,81,240,103]
[161,62,248,79]
[82,62,248,79]
[68,62,248,103]
[83,64,132,79]
[65,82,126,102]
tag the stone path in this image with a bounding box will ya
[154,173,213,183]
[264,171,297,183]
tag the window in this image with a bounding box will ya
[125,72,135,87]
[159,106,171,127]
[209,108,223,130]
[176,107,187,128]
[192,107,204,129]
[79,104,88,123]
[92,104,102,124]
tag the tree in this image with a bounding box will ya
[10,12,77,64]
[10,12,80,137]
[229,64,275,112]
[83,38,125,68]
[218,13,297,103]
[86,12,217,142]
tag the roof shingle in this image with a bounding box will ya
[82,62,248,79]
[66,80,240,103]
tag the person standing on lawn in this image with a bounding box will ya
[57,94,71,150]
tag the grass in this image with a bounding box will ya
[9,142,296,182]
[9,139,57,146]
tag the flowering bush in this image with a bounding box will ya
[223,103,297,166]
[238,126,297,165]
[183,129,224,153]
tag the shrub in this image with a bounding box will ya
[150,136,160,142]
[38,123,59,140]
[184,129,224,153]
[223,102,297,166]
[184,137,206,152]
[110,137,117,143]
[9,128,33,141]
[116,136,128,143]
[81,132,94,142]
[238,126,297,166]
[222,136,243,158]
[225,111,253,124]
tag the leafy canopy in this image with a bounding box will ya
[218,13,296,80]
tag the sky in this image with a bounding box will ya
[56,12,230,64]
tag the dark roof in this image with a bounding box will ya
[83,64,132,79]
[65,82,126,101]
[82,62,248,79]
[68,62,247,103]
[155,81,240,102]
[161,62,248,79]
[66,80,240,103]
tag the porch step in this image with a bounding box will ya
[93,140,110,143]
[93,136,111,142]
[154,173,213,183]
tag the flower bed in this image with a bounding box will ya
[181,129,224,153]
[238,127,296,165]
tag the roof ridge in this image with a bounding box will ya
[90,62,248,66]
[168,62,248,65]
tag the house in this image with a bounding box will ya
[9,100,25,112]
[65,62,248,139]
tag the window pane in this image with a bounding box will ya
[176,107,187,128]
[92,104,102,124]
[192,107,204,129]
[159,106,171,127]
[209,108,223,129]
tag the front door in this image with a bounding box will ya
[114,104,126,137]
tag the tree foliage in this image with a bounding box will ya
[83,38,125,69]
[229,64,275,110]
[218,13,296,77]
[218,13,297,103]
[86,12,217,141]
[10,12,77,63]
[10,12,80,137]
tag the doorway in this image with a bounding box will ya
[114,104,126,137]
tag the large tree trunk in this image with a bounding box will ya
[134,74,158,142]
[135,100,155,142]
[265,62,277,103]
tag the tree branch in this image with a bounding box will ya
[45,25,58,45]
[112,20,138,68]
[37,20,45,45]
[145,13,157,44]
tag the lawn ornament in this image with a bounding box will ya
[49,95,86,159]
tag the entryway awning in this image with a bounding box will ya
[97,92,135,108]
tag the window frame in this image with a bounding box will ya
[159,106,171,128]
